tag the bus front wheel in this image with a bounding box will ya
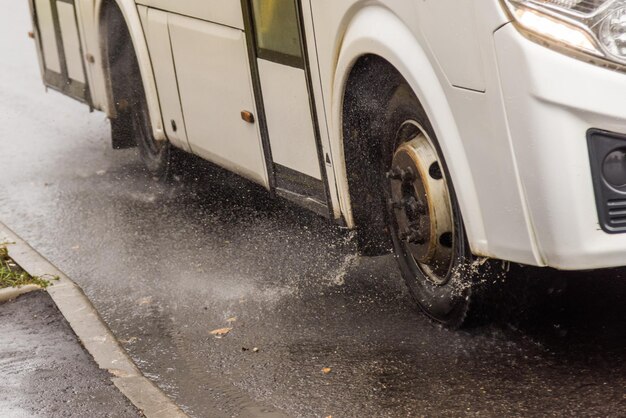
[382,84,489,328]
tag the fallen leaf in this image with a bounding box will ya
[226,317,237,323]
[210,327,232,338]
[120,336,138,344]
[137,296,152,305]
[321,367,332,374]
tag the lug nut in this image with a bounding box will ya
[400,230,426,245]
[388,198,402,210]
[386,168,415,182]
[386,169,402,180]
[401,168,415,182]
[401,196,427,215]
[402,196,417,210]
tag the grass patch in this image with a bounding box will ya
[0,245,56,289]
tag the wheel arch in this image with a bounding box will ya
[331,5,488,256]
[95,0,165,141]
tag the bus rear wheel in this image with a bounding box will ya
[382,84,481,328]
[102,0,172,181]
[131,95,171,180]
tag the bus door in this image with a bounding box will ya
[29,0,90,104]
[245,0,331,216]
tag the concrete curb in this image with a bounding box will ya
[0,222,188,418]
[0,284,42,303]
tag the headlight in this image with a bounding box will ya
[503,0,626,68]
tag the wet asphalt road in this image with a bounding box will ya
[0,291,141,417]
[2,2,625,417]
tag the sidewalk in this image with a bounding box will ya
[0,221,188,418]
[0,291,141,417]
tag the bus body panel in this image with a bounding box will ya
[299,0,341,219]
[29,0,90,103]
[139,6,190,153]
[168,13,269,187]
[258,59,321,181]
[33,0,62,74]
[135,0,244,30]
[417,0,486,92]
[57,2,85,84]
[494,24,626,270]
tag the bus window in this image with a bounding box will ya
[252,0,303,67]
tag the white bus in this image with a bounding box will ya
[28,0,626,327]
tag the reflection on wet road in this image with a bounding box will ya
[1,2,624,417]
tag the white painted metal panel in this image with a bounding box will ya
[168,14,268,187]
[300,0,340,216]
[258,59,321,180]
[74,0,103,109]
[72,1,97,103]
[34,0,61,73]
[418,0,485,91]
[494,24,626,269]
[56,1,84,83]
[136,0,243,29]
[143,8,189,151]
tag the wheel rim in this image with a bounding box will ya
[388,120,455,285]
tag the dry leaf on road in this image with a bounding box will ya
[210,327,232,338]
[137,296,152,305]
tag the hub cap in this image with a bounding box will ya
[388,121,454,284]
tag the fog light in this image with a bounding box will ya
[603,148,626,188]
[587,129,626,233]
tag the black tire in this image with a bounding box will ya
[131,92,172,180]
[381,84,492,328]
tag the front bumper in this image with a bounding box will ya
[494,23,626,270]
